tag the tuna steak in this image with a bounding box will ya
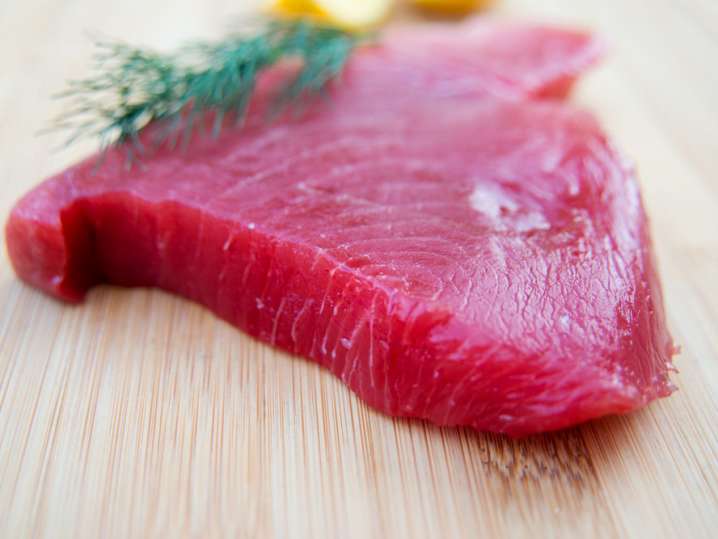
[6,21,675,436]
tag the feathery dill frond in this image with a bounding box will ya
[51,19,368,163]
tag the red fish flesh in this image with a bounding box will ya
[6,21,675,436]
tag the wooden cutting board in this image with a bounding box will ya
[1,1,716,537]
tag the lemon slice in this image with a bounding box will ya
[272,0,321,16]
[412,0,494,14]
[314,0,390,29]
[270,0,391,31]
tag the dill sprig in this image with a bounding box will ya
[52,19,368,161]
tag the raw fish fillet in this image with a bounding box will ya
[5,21,675,436]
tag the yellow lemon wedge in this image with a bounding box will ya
[412,0,494,14]
[272,0,320,16]
[270,0,391,31]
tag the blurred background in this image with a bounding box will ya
[2,0,716,201]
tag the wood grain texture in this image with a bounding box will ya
[1,1,717,537]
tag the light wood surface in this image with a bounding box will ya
[1,1,717,537]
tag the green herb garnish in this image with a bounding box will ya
[52,19,367,162]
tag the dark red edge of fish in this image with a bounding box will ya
[4,171,678,437]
